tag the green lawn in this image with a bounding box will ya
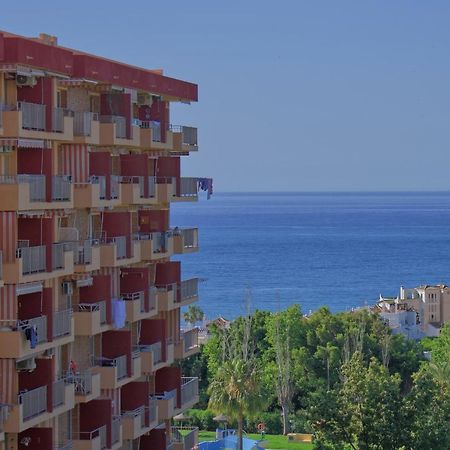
[198,431,314,450]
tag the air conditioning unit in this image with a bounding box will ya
[62,281,73,296]
[16,357,36,372]
[16,74,37,87]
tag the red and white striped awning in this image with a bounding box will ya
[0,138,50,150]
[17,209,72,218]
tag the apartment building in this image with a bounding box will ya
[377,284,450,338]
[0,30,206,450]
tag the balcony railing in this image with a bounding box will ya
[172,427,198,449]
[142,120,161,142]
[94,354,128,380]
[55,442,74,450]
[178,178,198,197]
[180,278,199,302]
[0,250,3,280]
[111,175,120,199]
[122,405,146,428]
[112,236,127,259]
[17,244,46,275]
[139,176,156,198]
[52,107,65,132]
[149,287,157,311]
[99,115,127,138]
[74,239,93,265]
[152,231,168,254]
[183,328,199,352]
[18,101,46,130]
[112,416,121,445]
[135,341,162,364]
[17,315,48,345]
[149,396,157,423]
[53,309,72,338]
[52,242,66,270]
[181,377,198,407]
[77,301,107,324]
[20,385,47,421]
[174,228,198,249]
[52,175,71,201]
[17,174,46,201]
[68,369,95,395]
[122,291,145,313]
[74,111,98,136]
[170,125,198,145]
[0,403,8,432]
[53,379,66,408]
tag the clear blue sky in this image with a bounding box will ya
[3,1,450,192]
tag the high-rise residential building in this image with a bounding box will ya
[0,30,207,450]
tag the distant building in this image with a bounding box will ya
[377,284,450,339]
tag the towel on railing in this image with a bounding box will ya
[197,178,213,200]
[112,298,126,329]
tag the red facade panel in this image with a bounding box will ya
[155,366,181,407]
[138,210,169,233]
[155,261,181,286]
[18,427,53,450]
[121,381,149,411]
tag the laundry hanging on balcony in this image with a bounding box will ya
[112,298,126,329]
[197,177,213,200]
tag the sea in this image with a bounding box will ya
[171,192,450,320]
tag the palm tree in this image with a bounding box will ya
[183,305,204,329]
[208,357,266,450]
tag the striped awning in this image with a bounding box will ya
[0,138,50,150]
[17,209,72,218]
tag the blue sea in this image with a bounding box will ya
[171,192,450,320]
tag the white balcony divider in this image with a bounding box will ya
[99,115,127,138]
[122,291,145,312]
[18,244,46,275]
[52,379,66,407]
[180,278,199,301]
[150,341,162,363]
[52,243,65,270]
[181,126,198,145]
[112,416,121,444]
[52,175,71,201]
[53,309,72,338]
[20,385,47,421]
[183,328,199,352]
[116,355,127,380]
[17,174,46,202]
[74,111,97,136]
[18,315,48,344]
[18,101,46,130]
[52,107,65,132]
[113,236,127,259]
[93,175,106,199]
[179,177,198,197]
[181,377,198,406]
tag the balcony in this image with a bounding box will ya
[138,341,167,374]
[173,228,199,254]
[157,279,198,312]
[122,398,158,440]
[99,115,140,147]
[170,125,198,153]
[74,301,109,336]
[119,176,158,206]
[99,236,140,268]
[180,278,199,307]
[4,381,74,433]
[2,241,74,284]
[175,328,200,360]
[155,389,177,422]
[68,369,101,404]
[172,178,198,202]
[72,240,101,272]
[111,416,122,449]
[74,175,121,209]
[138,231,173,262]
[53,308,74,341]
[122,289,157,323]
[72,424,107,450]
[93,353,140,389]
[171,427,199,450]
[178,377,199,412]
[2,101,74,141]
[140,120,175,151]
[0,175,74,211]
[74,112,100,144]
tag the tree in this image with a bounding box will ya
[315,342,339,391]
[183,305,204,328]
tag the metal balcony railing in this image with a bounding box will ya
[183,328,199,352]
[74,239,93,265]
[0,403,8,432]
[53,379,66,407]
[181,377,199,407]
[152,231,167,254]
[149,341,163,363]
[17,174,46,201]
[179,177,199,197]
[20,385,47,421]
[74,111,98,136]
[17,244,46,275]
[138,176,156,198]
[181,126,198,145]
[78,300,107,324]
[176,228,198,248]
[68,369,94,395]
[18,315,48,344]
[0,250,3,280]
[142,120,161,142]
[149,287,157,311]
[52,175,71,201]
[149,396,157,423]
[94,354,128,380]
[172,426,198,449]
[73,425,106,449]
[112,236,127,259]
[18,101,46,130]
[53,309,72,338]
[122,291,145,313]
[52,242,66,270]
[55,442,74,450]
[180,278,199,302]
[112,416,121,444]
[99,115,127,138]
[122,405,146,428]
[99,424,107,450]
[91,175,106,199]
[111,175,119,199]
